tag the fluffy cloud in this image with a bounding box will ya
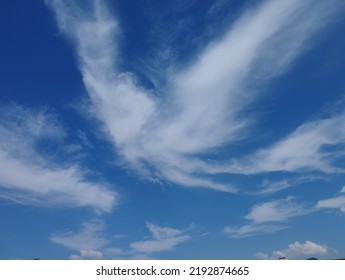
[256,240,333,259]
[45,0,344,190]
[0,104,116,212]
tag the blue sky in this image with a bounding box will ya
[1,0,345,260]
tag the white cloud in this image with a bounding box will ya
[77,129,95,149]
[257,240,332,259]
[256,176,325,195]
[51,221,191,259]
[0,103,65,161]
[224,197,308,238]
[50,220,107,251]
[255,251,270,260]
[318,196,345,213]
[217,112,345,175]
[245,196,307,223]
[146,222,182,241]
[224,224,287,239]
[317,189,345,213]
[129,222,190,254]
[46,0,345,190]
[0,158,115,212]
[70,249,104,260]
[0,104,116,213]
[50,219,127,259]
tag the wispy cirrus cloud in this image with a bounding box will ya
[255,176,326,195]
[228,187,345,239]
[70,249,104,260]
[256,240,334,260]
[220,112,345,175]
[45,0,345,191]
[0,104,116,213]
[245,196,308,223]
[129,222,190,255]
[224,224,287,239]
[50,220,109,260]
[50,220,107,251]
[224,196,309,238]
[50,219,128,260]
[51,220,190,259]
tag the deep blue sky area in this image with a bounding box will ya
[1,0,345,260]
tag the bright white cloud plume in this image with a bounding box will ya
[224,197,308,238]
[45,0,345,191]
[0,104,116,213]
[129,222,190,254]
[256,240,333,259]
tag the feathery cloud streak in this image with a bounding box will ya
[51,221,190,259]
[50,220,107,251]
[46,0,344,190]
[221,112,345,174]
[129,222,190,255]
[224,197,308,238]
[256,176,326,195]
[0,104,116,212]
